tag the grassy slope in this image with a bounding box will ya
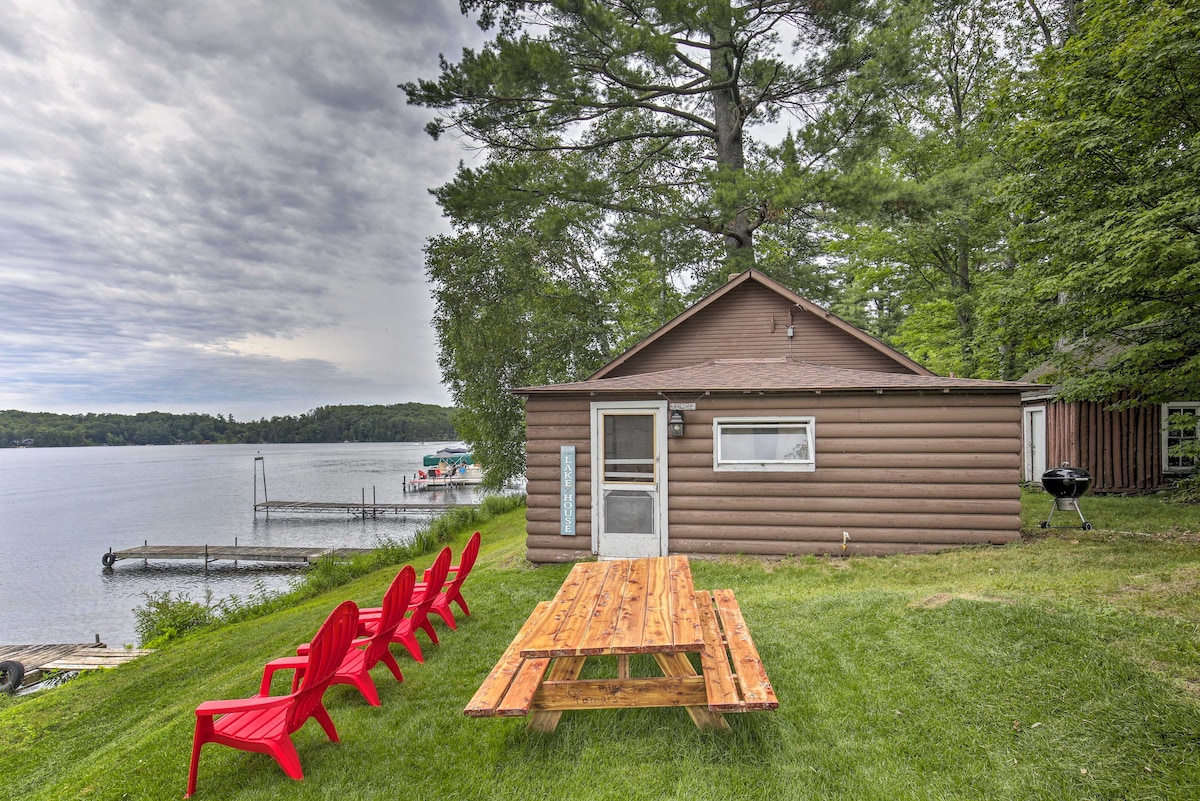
[3,499,1200,800]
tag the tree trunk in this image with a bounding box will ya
[709,9,755,269]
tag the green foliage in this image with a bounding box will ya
[415,1,900,477]
[133,591,218,648]
[0,403,457,448]
[1005,0,1200,403]
[1167,475,1200,505]
[410,1,881,263]
[827,0,1047,380]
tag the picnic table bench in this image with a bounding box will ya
[465,555,777,731]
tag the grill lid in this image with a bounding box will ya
[1041,463,1092,498]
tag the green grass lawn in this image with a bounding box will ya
[3,496,1200,800]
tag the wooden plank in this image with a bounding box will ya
[610,558,649,653]
[527,656,587,733]
[668,555,703,650]
[0,644,154,688]
[651,651,730,730]
[711,589,779,710]
[107,545,373,565]
[640,557,673,651]
[464,602,552,717]
[496,657,551,717]
[531,675,708,710]
[551,563,609,653]
[694,590,742,711]
[520,562,607,658]
[578,559,631,655]
[40,651,152,670]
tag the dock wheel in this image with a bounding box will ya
[1039,521,1049,529]
[1082,522,1093,531]
[0,661,24,694]
[102,552,116,567]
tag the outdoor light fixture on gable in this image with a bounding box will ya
[669,410,685,438]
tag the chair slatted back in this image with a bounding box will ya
[364,566,416,664]
[413,547,452,618]
[447,532,480,595]
[287,600,358,733]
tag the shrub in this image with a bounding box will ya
[134,590,217,648]
[1166,474,1200,505]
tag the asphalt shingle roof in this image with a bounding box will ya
[517,358,1039,395]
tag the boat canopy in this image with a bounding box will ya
[423,448,473,467]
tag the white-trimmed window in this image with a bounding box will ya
[713,417,816,472]
[1163,402,1200,473]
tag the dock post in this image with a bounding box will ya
[204,543,209,574]
[254,456,268,517]
[144,540,148,567]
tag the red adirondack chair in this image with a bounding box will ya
[415,531,480,630]
[260,566,416,707]
[185,600,358,798]
[359,546,451,663]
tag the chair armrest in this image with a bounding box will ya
[259,655,307,696]
[195,694,291,718]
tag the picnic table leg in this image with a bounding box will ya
[528,656,587,733]
[652,652,729,731]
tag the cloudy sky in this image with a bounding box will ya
[0,1,491,420]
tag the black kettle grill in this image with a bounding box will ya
[1039,462,1093,530]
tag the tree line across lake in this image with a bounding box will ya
[0,403,458,448]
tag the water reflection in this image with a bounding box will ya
[0,442,474,646]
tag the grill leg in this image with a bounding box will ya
[1041,498,1057,528]
[1041,497,1092,530]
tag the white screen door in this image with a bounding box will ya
[591,402,668,558]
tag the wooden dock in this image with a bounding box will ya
[253,500,475,517]
[0,643,153,690]
[103,544,374,568]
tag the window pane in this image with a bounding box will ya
[603,413,655,483]
[714,418,816,472]
[719,425,810,463]
[1166,405,1199,470]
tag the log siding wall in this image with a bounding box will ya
[525,391,1024,562]
[1033,397,1164,493]
[604,282,911,377]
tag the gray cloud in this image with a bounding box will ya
[0,0,487,418]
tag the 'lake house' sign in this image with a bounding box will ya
[560,445,576,536]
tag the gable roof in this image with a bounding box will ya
[589,269,934,380]
[518,357,1038,396]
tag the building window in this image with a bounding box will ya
[1163,403,1200,473]
[713,417,815,472]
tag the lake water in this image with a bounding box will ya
[0,442,482,647]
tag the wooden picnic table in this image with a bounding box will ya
[465,555,777,732]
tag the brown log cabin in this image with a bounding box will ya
[516,269,1040,562]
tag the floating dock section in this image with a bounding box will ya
[1,642,153,693]
[102,544,374,568]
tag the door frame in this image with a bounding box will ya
[1023,404,1047,483]
[589,400,669,557]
